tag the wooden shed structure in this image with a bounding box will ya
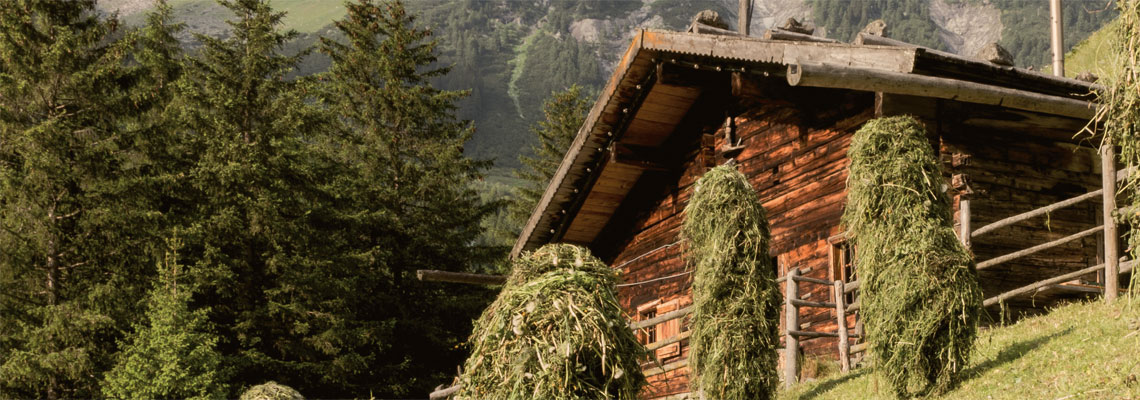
[511,27,1126,398]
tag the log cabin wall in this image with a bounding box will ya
[598,86,874,398]
[939,103,1103,319]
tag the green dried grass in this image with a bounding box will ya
[1096,0,1140,300]
[681,164,782,399]
[842,116,982,397]
[455,244,646,400]
[238,382,304,400]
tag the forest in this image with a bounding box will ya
[0,0,502,398]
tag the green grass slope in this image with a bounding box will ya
[781,300,1140,399]
[1046,17,1120,80]
[165,0,345,33]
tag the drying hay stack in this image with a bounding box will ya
[842,116,982,397]
[1098,0,1140,298]
[681,165,782,399]
[239,382,304,400]
[455,244,645,399]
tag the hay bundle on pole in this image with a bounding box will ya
[842,116,982,397]
[239,382,304,400]
[681,164,782,399]
[455,243,646,400]
[1096,0,1140,299]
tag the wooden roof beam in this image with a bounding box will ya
[762,28,839,44]
[786,63,1094,119]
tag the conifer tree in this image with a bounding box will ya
[510,84,591,226]
[102,242,226,400]
[0,1,152,397]
[319,0,498,396]
[170,0,346,393]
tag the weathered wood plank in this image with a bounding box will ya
[416,270,506,285]
[787,63,1094,119]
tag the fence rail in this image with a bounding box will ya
[975,225,1102,270]
[983,258,1135,307]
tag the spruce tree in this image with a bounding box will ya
[510,84,591,227]
[0,1,153,397]
[171,0,347,393]
[102,243,226,399]
[319,0,498,396]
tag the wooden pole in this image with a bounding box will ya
[429,385,461,400]
[1050,0,1065,77]
[833,280,850,372]
[416,270,506,285]
[645,359,689,377]
[976,225,1103,270]
[960,197,972,248]
[969,165,1132,238]
[1096,203,1106,284]
[784,268,799,388]
[629,305,691,330]
[1102,140,1120,302]
[973,189,1103,238]
[762,28,839,43]
[786,63,1094,119]
[983,259,1134,306]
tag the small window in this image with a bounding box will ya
[829,235,857,305]
[640,309,657,345]
[636,299,661,346]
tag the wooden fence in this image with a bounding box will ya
[964,161,1136,306]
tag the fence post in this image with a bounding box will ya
[959,196,972,248]
[833,280,850,372]
[784,268,799,388]
[1101,140,1119,303]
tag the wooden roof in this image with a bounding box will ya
[510,29,1099,258]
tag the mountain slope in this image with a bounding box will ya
[781,300,1140,399]
[96,0,1117,173]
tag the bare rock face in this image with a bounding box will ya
[929,0,1003,58]
[751,0,814,37]
[860,20,888,37]
[692,10,729,30]
[975,42,1014,66]
[1075,71,1100,83]
[780,17,814,35]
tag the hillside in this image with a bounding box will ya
[96,0,1117,174]
[780,299,1140,399]
[1052,16,1120,80]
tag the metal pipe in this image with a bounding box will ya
[1051,0,1065,76]
[739,0,751,35]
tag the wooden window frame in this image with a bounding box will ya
[828,235,857,305]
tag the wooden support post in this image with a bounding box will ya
[1102,140,1120,302]
[784,268,799,387]
[833,280,850,372]
[1095,203,1106,284]
[959,197,972,248]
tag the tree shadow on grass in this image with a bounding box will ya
[959,326,1073,380]
[796,327,1073,400]
[797,368,872,400]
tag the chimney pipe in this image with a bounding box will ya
[1050,0,1064,76]
[739,0,751,35]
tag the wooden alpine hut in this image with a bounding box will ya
[510,20,1130,399]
